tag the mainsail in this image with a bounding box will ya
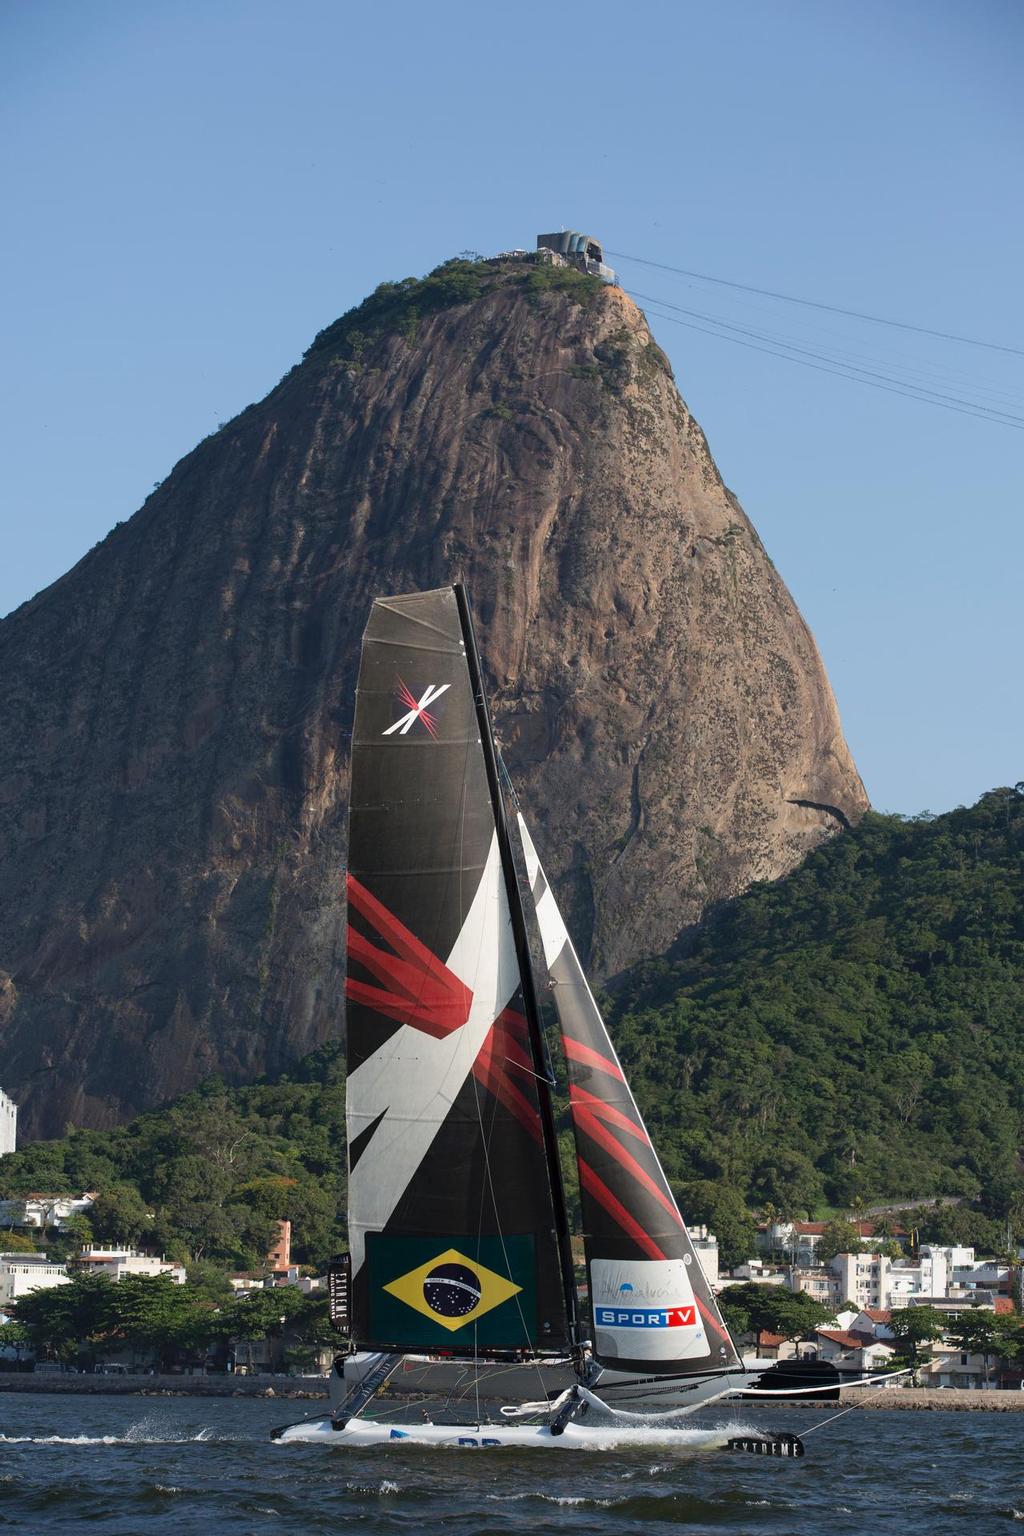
[345,588,573,1356]
[518,815,741,1376]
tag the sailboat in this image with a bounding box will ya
[273,585,809,1452]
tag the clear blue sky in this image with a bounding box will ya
[2,0,1021,814]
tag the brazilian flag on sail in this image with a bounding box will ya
[365,1234,538,1351]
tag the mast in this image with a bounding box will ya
[453,583,581,1354]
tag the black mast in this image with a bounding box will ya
[453,583,581,1355]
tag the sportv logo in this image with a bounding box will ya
[596,1305,697,1329]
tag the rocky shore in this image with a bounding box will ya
[832,1386,1024,1412]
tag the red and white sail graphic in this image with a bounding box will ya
[381,679,450,737]
[517,814,740,1373]
[347,831,528,1275]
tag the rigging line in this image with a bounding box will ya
[631,290,1024,420]
[635,300,1024,431]
[629,290,1024,426]
[800,1368,913,1437]
[634,286,1024,408]
[608,250,1024,358]
[627,272,1024,403]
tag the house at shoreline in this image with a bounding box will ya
[75,1247,187,1284]
[0,1252,70,1305]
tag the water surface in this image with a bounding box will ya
[0,1394,1019,1534]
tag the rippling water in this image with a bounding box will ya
[0,1394,1019,1533]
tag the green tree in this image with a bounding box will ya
[816,1219,865,1264]
[887,1305,946,1374]
[15,1273,118,1364]
[89,1185,153,1247]
[105,1275,211,1370]
[717,1282,835,1342]
[0,1230,37,1253]
[677,1181,757,1270]
[47,1212,94,1262]
[947,1309,1018,1387]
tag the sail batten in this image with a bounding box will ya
[517,814,741,1375]
[345,588,571,1356]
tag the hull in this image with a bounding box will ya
[335,1352,768,1414]
[275,1416,736,1451]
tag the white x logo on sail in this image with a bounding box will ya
[382,681,450,737]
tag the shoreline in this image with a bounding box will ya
[2,1372,1022,1410]
[769,1386,1024,1412]
[0,1370,327,1398]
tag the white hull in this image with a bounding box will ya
[275,1416,736,1451]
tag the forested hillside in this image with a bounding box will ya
[1,787,1021,1273]
[612,786,1024,1258]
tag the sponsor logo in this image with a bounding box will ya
[595,1305,698,1329]
[382,679,450,737]
[382,1246,522,1332]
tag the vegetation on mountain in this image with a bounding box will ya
[608,786,1024,1261]
[304,255,601,365]
[0,1047,346,1272]
[1,789,1021,1273]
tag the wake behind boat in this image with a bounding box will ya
[273,585,807,1455]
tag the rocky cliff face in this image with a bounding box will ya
[0,258,867,1139]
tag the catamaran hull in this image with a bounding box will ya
[334,1352,771,1414]
[275,1417,738,1450]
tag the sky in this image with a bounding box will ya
[1,0,1021,815]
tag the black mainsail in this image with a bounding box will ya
[517,815,741,1377]
[345,587,574,1357]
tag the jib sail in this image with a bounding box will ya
[518,814,741,1375]
[345,588,571,1356]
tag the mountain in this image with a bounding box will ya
[0,255,866,1139]
[1,790,1019,1272]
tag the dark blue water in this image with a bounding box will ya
[0,1394,1020,1534]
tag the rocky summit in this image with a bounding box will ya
[0,256,867,1138]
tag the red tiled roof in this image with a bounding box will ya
[817,1329,876,1351]
[994,1297,1016,1316]
[863,1308,892,1322]
[757,1330,787,1347]
[792,1220,899,1238]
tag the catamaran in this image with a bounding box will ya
[274,585,830,1452]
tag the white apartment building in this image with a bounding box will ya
[76,1248,187,1284]
[0,1192,98,1230]
[789,1266,834,1305]
[0,1088,16,1156]
[689,1224,720,1286]
[0,1253,70,1305]
[827,1251,892,1310]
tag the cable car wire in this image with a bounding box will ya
[628,291,1024,427]
[633,295,1024,430]
[609,250,1024,358]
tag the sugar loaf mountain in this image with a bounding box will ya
[0,243,868,1141]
